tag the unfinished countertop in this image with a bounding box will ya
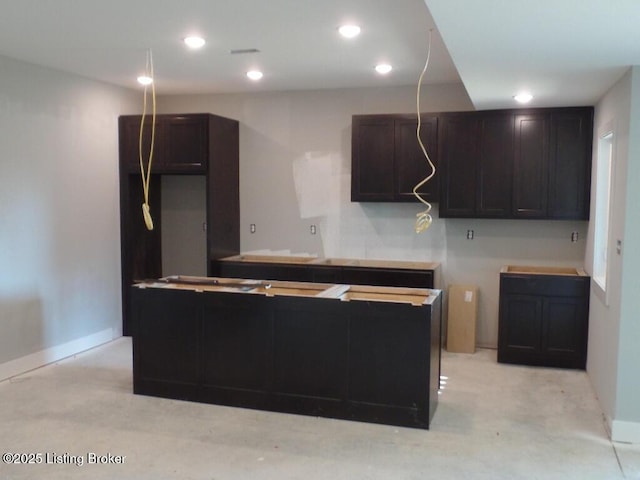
[135,275,438,307]
[218,254,440,271]
[501,265,588,276]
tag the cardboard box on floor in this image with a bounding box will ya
[447,284,478,353]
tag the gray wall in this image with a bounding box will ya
[617,67,640,431]
[585,69,629,433]
[585,66,640,441]
[161,175,207,277]
[159,84,587,347]
[0,55,138,365]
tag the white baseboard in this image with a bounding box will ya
[0,328,116,381]
[612,419,640,444]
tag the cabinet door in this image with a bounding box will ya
[548,110,593,219]
[164,115,208,172]
[513,113,549,218]
[498,294,543,361]
[395,115,438,202]
[119,116,167,172]
[438,114,478,217]
[477,113,513,217]
[202,293,272,392]
[273,298,349,404]
[349,302,429,406]
[351,116,395,201]
[500,295,542,353]
[542,297,588,368]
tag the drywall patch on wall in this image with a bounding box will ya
[292,151,341,219]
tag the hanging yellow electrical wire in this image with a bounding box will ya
[413,29,435,233]
[139,49,156,231]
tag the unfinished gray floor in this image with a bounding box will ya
[1,338,639,479]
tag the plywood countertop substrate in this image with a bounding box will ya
[221,254,440,271]
[137,276,437,307]
[501,265,587,276]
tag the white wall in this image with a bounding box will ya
[159,84,588,347]
[0,55,139,377]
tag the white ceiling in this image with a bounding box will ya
[0,0,459,95]
[425,0,640,110]
[0,1,637,109]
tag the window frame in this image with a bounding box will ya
[592,124,615,305]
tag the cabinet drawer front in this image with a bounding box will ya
[501,274,588,297]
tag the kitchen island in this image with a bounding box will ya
[131,276,442,429]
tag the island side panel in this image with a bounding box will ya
[132,287,201,401]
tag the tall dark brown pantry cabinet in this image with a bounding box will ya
[119,113,240,335]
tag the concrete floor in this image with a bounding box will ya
[1,338,639,479]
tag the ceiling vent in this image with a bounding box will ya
[230,48,260,55]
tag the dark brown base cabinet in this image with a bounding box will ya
[498,268,590,369]
[210,256,439,289]
[131,281,442,429]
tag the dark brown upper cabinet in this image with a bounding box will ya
[351,114,438,202]
[477,113,514,217]
[439,107,592,220]
[438,112,513,218]
[120,114,209,173]
[548,110,593,220]
[513,112,549,218]
[437,114,478,217]
[513,108,593,219]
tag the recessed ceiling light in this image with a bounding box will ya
[137,75,153,86]
[246,70,263,81]
[375,64,393,75]
[338,24,361,38]
[184,36,206,49]
[514,92,533,104]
